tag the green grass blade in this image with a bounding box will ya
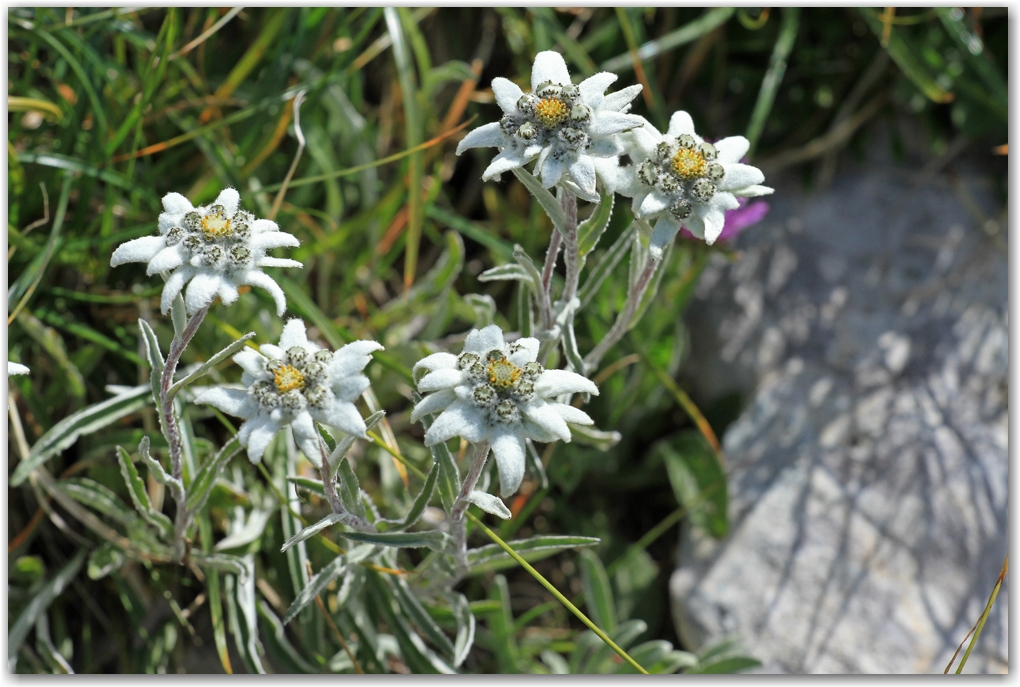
[745,7,800,157]
[466,513,647,674]
[601,8,734,73]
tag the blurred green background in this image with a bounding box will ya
[7,7,1007,673]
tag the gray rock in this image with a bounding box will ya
[669,157,1008,674]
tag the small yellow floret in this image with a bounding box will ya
[486,357,521,391]
[670,148,707,180]
[273,364,305,393]
[201,211,233,240]
[534,97,569,128]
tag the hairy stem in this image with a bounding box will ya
[539,229,562,330]
[160,303,209,563]
[318,436,376,532]
[559,190,580,306]
[584,256,660,373]
[450,440,491,577]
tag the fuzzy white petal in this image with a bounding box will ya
[549,403,594,426]
[410,388,457,423]
[332,375,370,403]
[145,245,186,276]
[714,135,750,163]
[329,340,383,377]
[666,111,696,137]
[535,369,598,398]
[111,236,166,267]
[318,402,367,438]
[424,401,487,445]
[233,348,267,377]
[291,411,322,464]
[588,111,642,137]
[244,417,280,464]
[718,163,765,193]
[278,319,309,350]
[702,207,728,245]
[195,387,254,417]
[638,192,670,218]
[260,344,284,360]
[251,231,300,251]
[336,340,385,359]
[578,71,618,108]
[522,402,572,443]
[568,156,597,197]
[531,50,571,88]
[7,362,29,376]
[183,272,222,313]
[456,122,507,155]
[161,192,193,215]
[241,271,287,316]
[626,125,662,160]
[521,416,560,443]
[601,84,643,113]
[212,187,240,216]
[413,352,458,377]
[481,149,529,180]
[160,267,194,314]
[249,219,281,235]
[539,153,567,188]
[650,216,683,258]
[418,367,464,393]
[491,77,524,114]
[256,256,302,269]
[490,428,527,497]
[587,137,623,158]
[507,338,540,366]
[738,184,774,198]
[464,325,505,354]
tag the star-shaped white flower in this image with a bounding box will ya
[456,51,644,199]
[110,188,302,316]
[410,324,598,497]
[196,319,382,464]
[7,362,29,376]
[609,112,773,254]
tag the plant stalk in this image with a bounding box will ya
[318,436,376,532]
[161,303,209,563]
[559,190,580,306]
[450,440,491,576]
[540,229,562,330]
[584,255,660,373]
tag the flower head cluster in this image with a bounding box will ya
[196,319,382,464]
[610,112,772,255]
[411,324,598,496]
[111,188,301,316]
[457,51,643,199]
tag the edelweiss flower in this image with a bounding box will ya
[456,51,643,199]
[111,188,301,316]
[196,319,382,464]
[411,324,598,496]
[611,112,773,254]
[7,362,29,376]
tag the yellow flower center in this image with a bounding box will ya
[487,357,521,391]
[670,147,707,180]
[273,364,305,393]
[201,211,233,240]
[534,97,569,128]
